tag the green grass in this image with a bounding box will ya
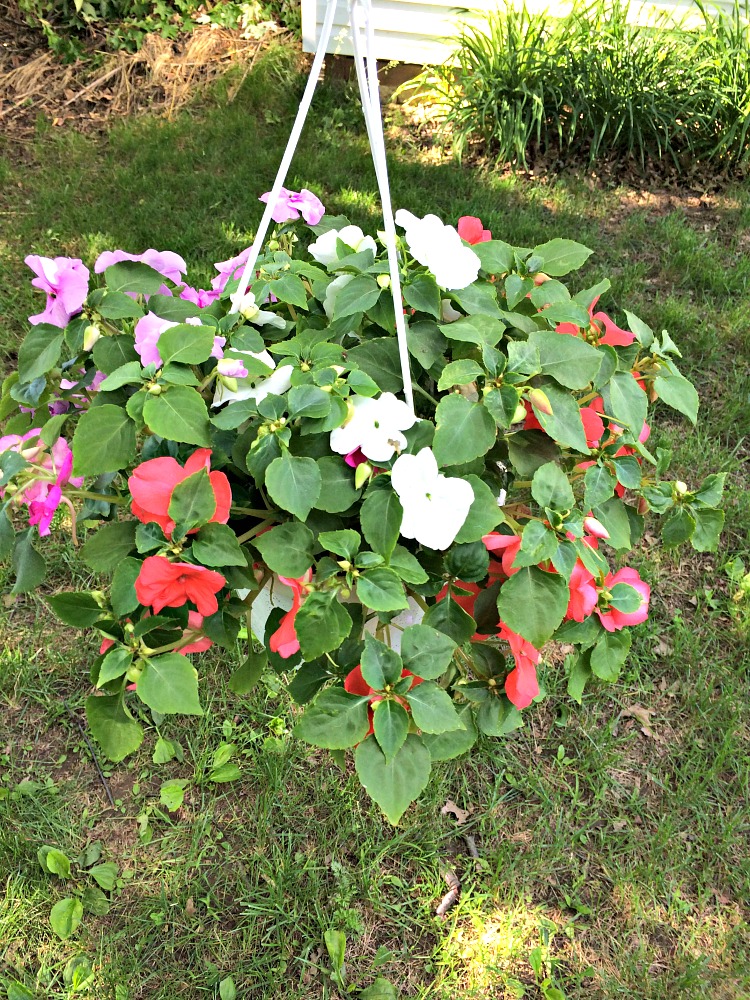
[0,43,749,999]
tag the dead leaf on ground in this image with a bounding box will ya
[617,704,666,743]
[441,799,471,825]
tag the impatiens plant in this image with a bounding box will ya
[0,193,725,823]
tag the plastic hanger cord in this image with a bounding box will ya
[231,0,415,415]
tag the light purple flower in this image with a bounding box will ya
[25,256,90,328]
[212,336,227,359]
[134,312,177,368]
[259,187,325,225]
[180,285,221,309]
[0,433,83,537]
[94,248,187,286]
[211,247,252,294]
[217,357,249,379]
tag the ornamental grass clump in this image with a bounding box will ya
[0,192,724,823]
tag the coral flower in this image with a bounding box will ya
[457,216,492,245]
[566,561,599,622]
[482,532,522,577]
[128,449,231,539]
[595,567,650,632]
[135,556,226,617]
[556,296,635,347]
[498,623,540,709]
[268,571,313,659]
[344,664,423,737]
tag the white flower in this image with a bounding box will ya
[229,290,286,330]
[391,447,474,550]
[308,225,377,267]
[441,299,463,322]
[323,273,354,320]
[330,392,417,463]
[395,209,480,290]
[213,348,293,408]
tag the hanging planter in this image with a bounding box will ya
[0,0,725,823]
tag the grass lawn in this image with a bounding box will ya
[0,43,749,999]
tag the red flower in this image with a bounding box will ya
[498,623,540,708]
[556,296,635,347]
[128,448,231,538]
[482,532,522,577]
[268,571,312,659]
[566,561,598,622]
[181,611,213,654]
[135,556,226,616]
[344,664,423,736]
[457,216,492,245]
[595,567,650,632]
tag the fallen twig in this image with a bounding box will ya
[435,869,461,919]
[63,700,115,808]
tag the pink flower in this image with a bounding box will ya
[344,447,369,468]
[566,561,598,622]
[268,571,313,658]
[133,312,176,367]
[217,358,248,379]
[211,336,227,359]
[7,435,84,537]
[135,556,226,617]
[181,611,213,654]
[211,247,252,294]
[180,285,220,308]
[457,216,491,245]
[583,515,609,539]
[259,187,325,225]
[94,249,187,286]
[498,623,540,709]
[482,532,522,576]
[25,255,90,328]
[595,567,650,632]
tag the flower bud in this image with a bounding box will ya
[583,515,610,539]
[218,376,238,394]
[512,402,527,424]
[675,480,688,495]
[147,384,162,395]
[83,324,102,351]
[533,272,551,285]
[230,291,260,321]
[354,462,373,489]
[527,388,553,416]
[337,560,352,572]
[637,496,649,515]
[376,274,391,289]
[332,365,346,376]
[126,664,143,683]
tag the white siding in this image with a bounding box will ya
[302,0,741,64]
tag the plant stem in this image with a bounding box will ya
[236,518,277,543]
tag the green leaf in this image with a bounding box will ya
[403,274,441,318]
[46,592,103,627]
[590,629,631,681]
[407,320,449,369]
[228,650,267,694]
[168,469,216,536]
[421,703,477,760]
[531,461,574,510]
[137,654,203,715]
[272,271,308,308]
[11,529,46,594]
[191,522,247,567]
[584,464,617,509]
[690,508,724,553]
[355,734,431,824]
[531,238,592,276]
[253,522,314,578]
[6,982,35,1000]
[373,700,409,763]
[294,687,371,749]
[334,275,381,319]
[98,361,144,392]
[473,239,514,274]
[452,280,502,316]
[438,314,505,347]
[89,861,118,891]
[693,473,727,508]
[444,540,489,582]
[265,453,321,521]
[315,456,361,513]
[0,450,29,488]
[361,633,403,689]
[496,567,568,647]
[356,568,408,612]
[454,475,504,543]
[93,334,139,374]
[40,847,71,878]
[360,487,403,558]
[318,528,361,561]
[86,694,143,762]
[49,897,83,940]
[288,384,331,419]
[423,595,476,645]
[567,651,592,703]
[359,979,399,1000]
[97,647,133,687]
[528,331,602,389]
[476,695,524,736]
[209,762,241,783]
[484,384,521,428]
[388,544,428,584]
[661,507,696,548]
[142,386,211,447]
[601,372,648,436]
[437,359,484,391]
[592,497,632,550]
[295,591,353,660]
[653,370,699,424]
[81,885,111,916]
[157,323,215,365]
[95,289,144,320]
[347,339,403,393]
[513,520,558,568]
[160,779,188,811]
[110,557,141,617]
[530,384,589,453]
[324,928,347,975]
[433,394,496,467]
[406,681,464,734]
[400,624,456,679]
[72,404,136,476]
[219,978,237,1000]
[18,324,64,383]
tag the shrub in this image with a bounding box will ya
[423,0,750,172]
